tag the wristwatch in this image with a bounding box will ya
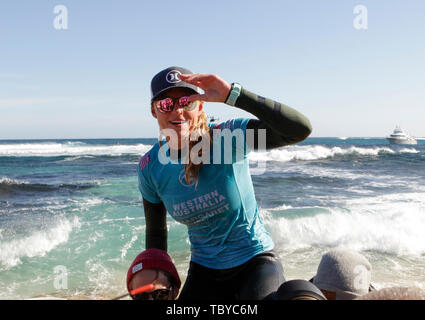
[225,82,242,106]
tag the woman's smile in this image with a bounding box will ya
[169,119,189,126]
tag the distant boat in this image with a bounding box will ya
[386,126,417,145]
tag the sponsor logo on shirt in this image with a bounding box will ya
[171,189,230,225]
[139,152,151,171]
[178,169,195,187]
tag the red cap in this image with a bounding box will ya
[126,248,181,293]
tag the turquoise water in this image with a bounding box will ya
[1,137,425,299]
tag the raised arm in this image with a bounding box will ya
[237,87,312,149]
[180,73,312,150]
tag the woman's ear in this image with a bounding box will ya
[151,105,158,119]
[198,101,203,112]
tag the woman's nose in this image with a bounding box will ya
[172,106,184,115]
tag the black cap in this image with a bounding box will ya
[275,280,327,300]
[150,66,201,101]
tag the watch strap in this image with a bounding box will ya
[225,83,242,106]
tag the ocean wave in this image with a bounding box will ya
[0,217,80,270]
[0,177,29,185]
[0,177,99,194]
[264,191,425,256]
[398,148,420,154]
[0,142,152,157]
[248,145,419,163]
[59,155,96,162]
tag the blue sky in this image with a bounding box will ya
[1,0,424,139]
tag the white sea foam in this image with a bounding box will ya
[120,235,139,260]
[264,191,425,256]
[279,166,418,189]
[398,148,420,153]
[0,177,28,185]
[68,197,113,213]
[0,142,153,157]
[0,217,80,270]
[248,145,419,163]
[268,204,293,211]
[279,165,372,181]
[96,216,142,225]
[59,155,96,162]
[2,141,420,161]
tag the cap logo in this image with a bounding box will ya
[166,70,182,83]
[132,263,143,274]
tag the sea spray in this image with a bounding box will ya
[263,192,425,256]
[0,216,80,270]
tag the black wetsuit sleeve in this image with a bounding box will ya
[143,198,167,251]
[234,87,312,149]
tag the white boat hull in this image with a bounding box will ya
[386,138,417,145]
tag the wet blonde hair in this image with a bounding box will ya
[185,111,211,186]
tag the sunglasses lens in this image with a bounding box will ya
[132,289,171,300]
[179,96,189,106]
[156,97,196,113]
[153,289,170,300]
[158,98,173,112]
[179,97,196,111]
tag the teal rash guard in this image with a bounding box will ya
[138,86,312,269]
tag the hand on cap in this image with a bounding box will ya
[179,73,231,104]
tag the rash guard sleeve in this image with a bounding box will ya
[233,87,312,150]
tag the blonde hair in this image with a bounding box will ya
[185,111,211,186]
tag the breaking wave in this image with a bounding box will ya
[0,142,152,157]
[249,145,420,163]
[0,177,99,194]
[0,217,80,270]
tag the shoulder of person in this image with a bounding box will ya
[209,118,250,132]
[138,142,161,172]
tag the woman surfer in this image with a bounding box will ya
[138,66,312,300]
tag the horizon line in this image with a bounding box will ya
[2,136,421,141]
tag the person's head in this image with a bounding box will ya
[150,66,206,147]
[274,280,327,300]
[150,66,211,185]
[312,248,373,300]
[127,248,181,300]
[355,287,425,300]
